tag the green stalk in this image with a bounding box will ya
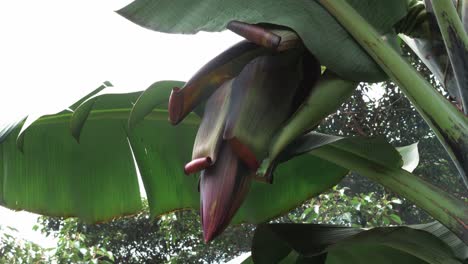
[269,71,357,160]
[430,0,468,112]
[460,0,468,32]
[319,0,468,188]
[311,145,468,244]
[434,0,468,45]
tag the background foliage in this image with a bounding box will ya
[1,44,466,264]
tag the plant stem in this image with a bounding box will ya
[430,0,468,113]
[459,0,468,33]
[311,145,468,244]
[269,71,357,161]
[319,0,468,188]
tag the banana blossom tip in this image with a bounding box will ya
[184,157,213,175]
[200,143,252,242]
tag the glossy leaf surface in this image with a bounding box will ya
[0,105,142,222]
[252,223,465,263]
[118,0,408,82]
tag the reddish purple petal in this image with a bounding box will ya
[227,21,281,50]
[190,80,233,171]
[184,157,212,175]
[168,41,269,125]
[200,143,253,242]
[168,87,184,125]
[223,50,303,165]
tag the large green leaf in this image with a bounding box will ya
[117,0,408,82]
[285,132,468,243]
[0,92,144,223]
[0,121,141,222]
[0,83,347,225]
[413,222,468,260]
[280,134,405,169]
[234,154,347,224]
[252,223,466,263]
[252,224,360,264]
[127,113,200,217]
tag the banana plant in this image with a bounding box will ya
[119,0,468,238]
[1,0,468,262]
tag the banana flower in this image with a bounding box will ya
[169,21,321,242]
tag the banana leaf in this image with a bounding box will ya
[117,0,408,82]
[251,222,467,263]
[280,132,468,243]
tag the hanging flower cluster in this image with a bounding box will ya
[168,21,321,242]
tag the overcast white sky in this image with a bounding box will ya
[0,0,241,250]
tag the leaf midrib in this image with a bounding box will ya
[30,109,200,127]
